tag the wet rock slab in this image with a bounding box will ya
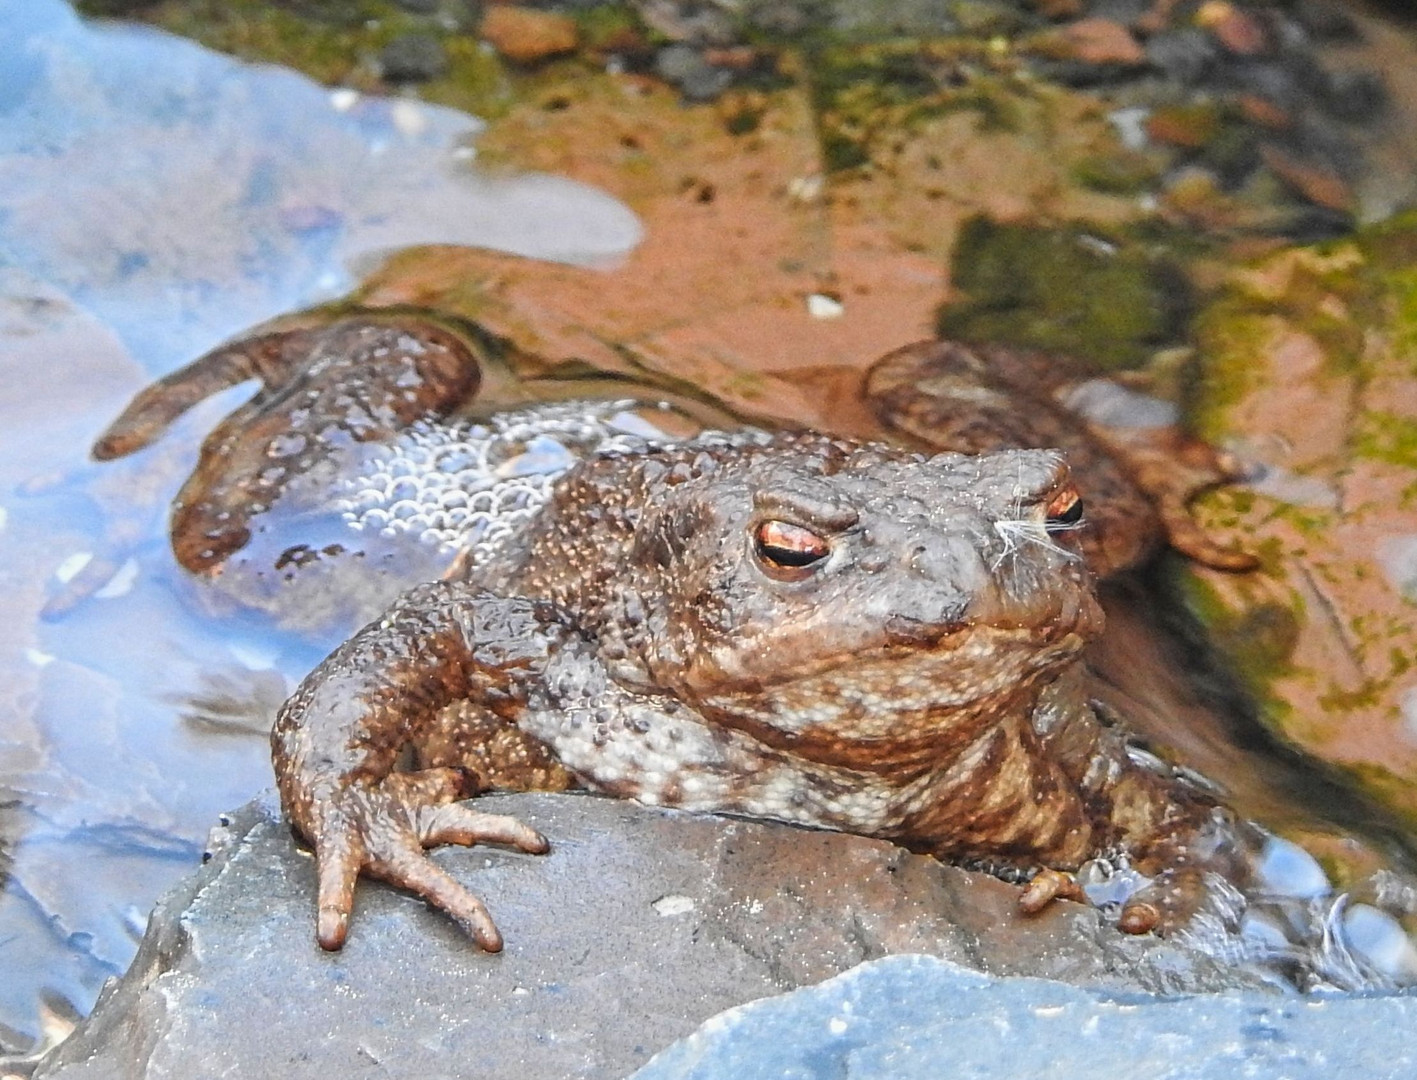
[634,953,1417,1080]
[36,792,1266,1080]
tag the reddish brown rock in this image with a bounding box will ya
[1188,233,1417,834]
[1135,0,1183,35]
[479,5,579,64]
[1237,94,1292,130]
[1260,146,1354,211]
[1196,1,1270,56]
[1056,18,1147,66]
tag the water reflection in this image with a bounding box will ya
[0,0,640,1056]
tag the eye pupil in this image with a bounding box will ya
[1045,489,1085,531]
[754,520,830,574]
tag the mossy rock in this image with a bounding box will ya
[937,216,1196,371]
[1180,214,1417,823]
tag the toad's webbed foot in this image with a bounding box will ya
[1018,863,1239,937]
[307,766,549,952]
[92,317,482,572]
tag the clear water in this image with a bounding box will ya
[0,0,641,1058]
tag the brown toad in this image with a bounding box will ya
[92,317,1253,581]
[273,431,1239,951]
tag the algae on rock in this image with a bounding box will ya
[1183,214,1417,835]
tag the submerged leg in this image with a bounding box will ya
[96,318,483,572]
[91,330,307,460]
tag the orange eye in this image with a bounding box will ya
[1044,487,1084,532]
[753,520,830,580]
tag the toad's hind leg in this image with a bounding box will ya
[95,317,483,571]
[91,328,314,460]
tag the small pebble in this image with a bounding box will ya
[1291,0,1360,41]
[1254,835,1330,900]
[379,33,449,83]
[1343,904,1417,979]
[1144,29,1219,86]
[1320,69,1388,123]
[655,44,732,103]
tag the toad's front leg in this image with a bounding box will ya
[272,581,580,951]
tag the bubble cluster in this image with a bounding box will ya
[335,399,666,565]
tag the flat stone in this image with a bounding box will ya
[1034,17,1146,67]
[479,6,579,64]
[633,954,1417,1080]
[35,792,1267,1080]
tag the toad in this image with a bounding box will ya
[92,318,1253,579]
[273,431,1241,952]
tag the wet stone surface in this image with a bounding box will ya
[35,793,1268,1080]
[634,953,1417,1080]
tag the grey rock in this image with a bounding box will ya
[1086,0,1152,25]
[654,45,731,103]
[1145,29,1220,86]
[379,32,449,83]
[822,0,964,37]
[1320,68,1388,123]
[36,792,1267,1080]
[1291,0,1361,42]
[633,953,1417,1080]
[637,0,739,45]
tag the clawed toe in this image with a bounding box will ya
[417,802,549,854]
[307,781,548,950]
[1018,867,1087,914]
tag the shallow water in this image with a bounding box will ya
[4,0,1417,1064]
[0,0,641,1057]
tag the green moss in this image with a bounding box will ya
[1187,234,1387,441]
[87,0,399,84]
[808,38,1019,174]
[419,37,514,120]
[81,0,522,118]
[1069,151,1159,195]
[936,216,1196,371]
[1352,411,1417,469]
[1346,763,1417,836]
[1359,215,1417,366]
[1171,566,1302,723]
[572,3,649,51]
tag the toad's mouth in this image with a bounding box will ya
[697,584,1104,692]
[693,616,1094,733]
[692,624,1095,776]
[881,613,962,648]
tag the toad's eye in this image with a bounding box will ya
[753,520,830,580]
[1044,488,1085,532]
